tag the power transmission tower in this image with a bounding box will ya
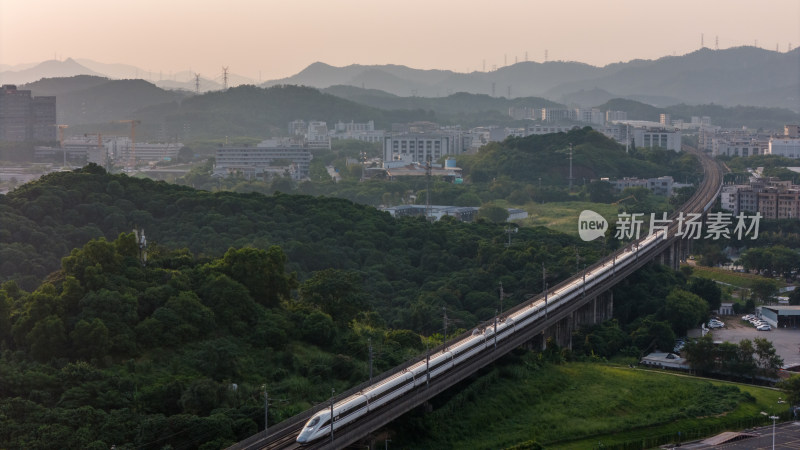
[194,73,200,94]
[222,66,229,90]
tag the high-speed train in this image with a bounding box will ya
[296,230,672,444]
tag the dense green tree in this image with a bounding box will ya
[27,314,68,361]
[69,319,111,361]
[587,180,615,203]
[688,277,722,312]
[777,375,800,406]
[214,247,297,307]
[299,268,367,324]
[753,337,783,378]
[750,278,779,304]
[682,334,717,375]
[659,289,708,336]
[476,204,509,223]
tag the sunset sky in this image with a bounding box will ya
[2,0,798,81]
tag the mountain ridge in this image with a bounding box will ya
[3,47,798,111]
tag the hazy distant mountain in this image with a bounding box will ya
[266,47,800,111]
[322,85,564,118]
[23,76,186,126]
[1,58,256,92]
[546,47,800,110]
[0,58,104,85]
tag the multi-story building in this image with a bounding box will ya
[612,176,676,196]
[330,120,385,143]
[0,84,56,142]
[721,177,800,219]
[632,127,682,152]
[287,120,332,149]
[767,137,800,158]
[606,110,627,122]
[214,140,313,180]
[383,134,451,164]
[576,108,604,126]
[712,135,769,157]
[541,108,576,123]
[526,124,575,135]
[108,137,182,164]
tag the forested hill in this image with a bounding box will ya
[458,127,701,185]
[0,165,601,325]
[0,165,605,448]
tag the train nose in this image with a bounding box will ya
[296,429,311,443]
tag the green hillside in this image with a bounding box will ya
[457,127,701,186]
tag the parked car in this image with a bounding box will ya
[757,324,771,331]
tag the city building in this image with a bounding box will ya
[576,108,605,126]
[541,108,576,123]
[380,204,527,223]
[632,127,682,152]
[383,127,472,164]
[287,120,332,149]
[330,120,385,143]
[214,139,313,180]
[0,84,56,142]
[383,134,451,164]
[712,134,769,157]
[611,176,677,196]
[107,137,182,164]
[721,177,800,219]
[767,137,800,158]
[606,110,627,122]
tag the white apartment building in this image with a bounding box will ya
[527,124,575,135]
[576,108,605,126]
[331,120,385,143]
[631,127,682,152]
[606,110,627,122]
[712,136,768,157]
[767,138,800,158]
[106,137,182,164]
[383,134,451,164]
[214,140,313,180]
[306,121,330,150]
[542,108,576,123]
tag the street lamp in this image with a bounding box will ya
[760,411,778,450]
[505,226,518,247]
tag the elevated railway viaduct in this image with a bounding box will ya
[228,146,724,450]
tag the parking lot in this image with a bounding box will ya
[711,317,800,369]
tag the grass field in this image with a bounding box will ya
[397,357,785,450]
[514,199,671,237]
[688,265,786,289]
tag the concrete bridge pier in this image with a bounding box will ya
[539,291,615,350]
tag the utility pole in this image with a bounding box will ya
[262,384,269,437]
[499,282,504,314]
[368,338,373,383]
[494,311,498,349]
[543,264,548,318]
[425,155,432,220]
[443,307,448,349]
[568,142,574,192]
[330,388,335,444]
